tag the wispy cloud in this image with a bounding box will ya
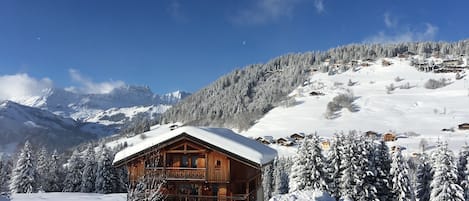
[383,12,397,28]
[231,0,304,25]
[166,0,186,21]
[0,74,53,101]
[66,69,125,94]
[314,0,325,13]
[364,12,438,44]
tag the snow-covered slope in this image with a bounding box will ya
[243,57,469,155]
[0,101,97,153]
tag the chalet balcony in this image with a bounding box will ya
[146,167,206,181]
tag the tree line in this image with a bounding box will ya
[263,132,469,201]
[0,141,127,195]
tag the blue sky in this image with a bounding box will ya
[0,0,468,97]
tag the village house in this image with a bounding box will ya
[459,123,469,130]
[275,137,294,146]
[113,126,277,201]
[383,133,397,142]
[443,59,461,67]
[290,133,306,141]
[255,136,274,145]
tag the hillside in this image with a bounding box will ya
[243,56,469,154]
[161,40,469,131]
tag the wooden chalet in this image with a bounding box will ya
[113,126,277,201]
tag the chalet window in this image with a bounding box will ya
[182,156,189,167]
[191,156,198,168]
[215,160,221,168]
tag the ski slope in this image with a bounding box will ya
[242,57,469,155]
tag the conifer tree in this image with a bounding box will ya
[262,163,273,201]
[415,152,432,201]
[81,144,97,193]
[36,147,49,192]
[9,141,38,193]
[390,148,414,201]
[63,150,84,192]
[308,133,328,191]
[338,134,354,200]
[430,143,464,201]
[273,158,289,195]
[47,150,63,192]
[95,145,117,194]
[456,144,469,184]
[0,156,12,193]
[289,137,310,192]
[325,134,342,199]
[374,140,392,200]
[354,138,378,201]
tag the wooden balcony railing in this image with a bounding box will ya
[146,167,206,180]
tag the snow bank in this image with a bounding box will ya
[11,193,126,201]
[269,190,334,201]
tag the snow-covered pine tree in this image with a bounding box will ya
[326,133,342,199]
[0,156,12,193]
[262,163,274,201]
[374,140,392,200]
[307,133,328,192]
[338,134,354,200]
[36,147,49,192]
[464,162,469,200]
[47,150,63,192]
[390,148,414,201]
[95,145,117,194]
[415,152,432,201]
[354,137,378,201]
[430,142,464,201]
[272,157,289,195]
[456,144,469,184]
[63,150,84,192]
[289,136,311,192]
[9,141,38,193]
[81,144,97,193]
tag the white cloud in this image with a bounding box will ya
[0,74,53,101]
[232,0,302,25]
[384,12,397,28]
[364,13,439,44]
[314,0,324,13]
[67,69,125,94]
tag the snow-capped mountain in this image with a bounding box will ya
[0,101,97,153]
[20,85,190,121]
[0,85,189,154]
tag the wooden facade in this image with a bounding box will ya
[117,133,266,201]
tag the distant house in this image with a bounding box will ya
[309,91,325,96]
[365,131,379,139]
[255,136,274,145]
[169,124,179,131]
[290,133,306,141]
[383,133,397,142]
[113,126,277,201]
[276,137,294,146]
[321,140,331,150]
[459,123,469,130]
[382,59,392,66]
[443,59,461,67]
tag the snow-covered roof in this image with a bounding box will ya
[113,126,278,166]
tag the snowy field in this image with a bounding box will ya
[9,193,126,201]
